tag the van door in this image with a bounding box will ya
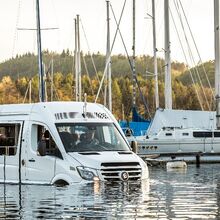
[24,123,59,184]
[0,122,23,183]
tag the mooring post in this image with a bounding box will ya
[196,153,201,167]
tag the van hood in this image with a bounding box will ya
[68,151,142,168]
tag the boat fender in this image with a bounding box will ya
[166,161,187,169]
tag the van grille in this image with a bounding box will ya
[100,162,142,181]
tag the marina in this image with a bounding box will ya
[0,0,220,219]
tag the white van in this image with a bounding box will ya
[0,101,148,185]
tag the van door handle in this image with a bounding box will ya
[28,158,35,162]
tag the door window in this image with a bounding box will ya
[31,124,62,159]
[0,124,21,156]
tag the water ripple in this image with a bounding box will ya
[1,164,220,219]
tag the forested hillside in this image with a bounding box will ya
[177,61,214,87]
[0,51,214,120]
[0,50,186,79]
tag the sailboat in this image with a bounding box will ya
[119,0,151,137]
[133,0,220,163]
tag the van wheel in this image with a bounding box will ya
[53,179,69,186]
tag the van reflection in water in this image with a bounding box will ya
[0,180,150,219]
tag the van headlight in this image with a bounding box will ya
[77,166,99,181]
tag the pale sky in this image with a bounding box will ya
[0,0,214,65]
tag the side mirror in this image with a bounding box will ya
[130,140,137,153]
[38,141,46,156]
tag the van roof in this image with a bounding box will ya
[0,101,113,123]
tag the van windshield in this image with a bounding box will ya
[56,123,130,152]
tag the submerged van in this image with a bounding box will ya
[0,101,148,185]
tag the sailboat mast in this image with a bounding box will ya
[36,0,45,102]
[29,79,32,103]
[214,0,220,129]
[77,15,82,102]
[51,57,54,101]
[132,0,136,108]
[164,0,172,109]
[74,18,78,101]
[106,0,112,112]
[74,15,81,102]
[152,0,159,109]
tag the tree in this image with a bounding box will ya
[112,78,122,118]
[0,76,19,103]
[16,77,29,96]
[120,77,132,121]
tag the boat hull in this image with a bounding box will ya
[137,138,220,162]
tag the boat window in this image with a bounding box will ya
[193,131,212,138]
[31,124,62,159]
[163,127,174,131]
[56,123,130,152]
[214,132,220,137]
[182,133,189,136]
[165,133,172,136]
[0,124,21,156]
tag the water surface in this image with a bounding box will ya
[1,164,220,219]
